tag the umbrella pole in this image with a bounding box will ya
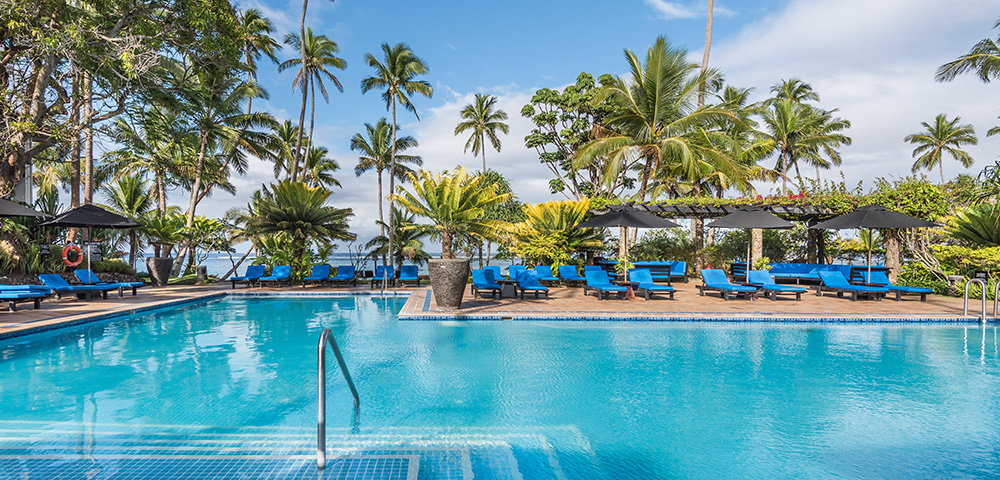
[622,227,628,283]
[746,231,751,282]
[86,227,92,277]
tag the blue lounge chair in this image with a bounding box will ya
[508,265,527,281]
[584,270,627,300]
[628,269,675,300]
[485,266,502,281]
[0,286,50,312]
[670,261,688,283]
[471,269,501,298]
[74,269,144,296]
[860,270,933,301]
[38,274,115,300]
[231,265,265,289]
[515,270,549,299]
[815,271,888,301]
[698,269,758,301]
[370,265,394,289]
[558,265,586,286]
[398,265,421,287]
[259,265,291,287]
[748,270,807,301]
[329,266,357,287]
[301,264,331,287]
[534,265,561,285]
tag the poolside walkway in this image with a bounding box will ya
[1,281,990,340]
[398,283,984,323]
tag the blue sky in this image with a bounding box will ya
[175,0,1000,249]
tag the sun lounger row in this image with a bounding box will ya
[230,264,423,289]
[3,269,147,312]
[471,268,549,299]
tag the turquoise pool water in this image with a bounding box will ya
[1,296,999,479]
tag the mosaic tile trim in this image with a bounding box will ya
[401,312,996,324]
[230,291,412,297]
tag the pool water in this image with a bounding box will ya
[1,296,999,479]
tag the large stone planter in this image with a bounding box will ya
[146,257,174,286]
[428,258,470,310]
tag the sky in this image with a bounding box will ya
[131,0,1000,250]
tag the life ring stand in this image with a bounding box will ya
[62,244,84,267]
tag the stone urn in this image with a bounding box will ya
[427,258,470,310]
[146,257,174,286]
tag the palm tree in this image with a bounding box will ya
[364,207,432,269]
[768,78,820,105]
[454,93,509,171]
[172,68,277,273]
[361,42,433,272]
[936,18,1000,84]
[279,28,346,179]
[905,113,978,184]
[238,8,281,114]
[756,99,851,193]
[698,0,714,107]
[240,180,355,272]
[266,120,300,179]
[575,36,741,201]
[393,166,511,259]
[351,118,422,239]
[301,146,341,189]
[100,175,154,268]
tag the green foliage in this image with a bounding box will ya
[140,210,186,257]
[869,176,949,222]
[91,260,137,276]
[506,199,602,268]
[897,262,949,295]
[946,201,1000,246]
[752,257,773,271]
[630,229,695,265]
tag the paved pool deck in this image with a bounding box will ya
[0,281,991,340]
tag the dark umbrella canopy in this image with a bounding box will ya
[0,198,48,218]
[810,205,936,230]
[39,204,142,229]
[576,210,681,229]
[707,207,794,229]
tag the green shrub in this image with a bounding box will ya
[91,260,137,276]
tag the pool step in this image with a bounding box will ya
[0,424,605,479]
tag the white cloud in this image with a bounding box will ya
[710,0,1000,191]
[643,0,698,20]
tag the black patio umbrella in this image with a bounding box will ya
[39,204,143,273]
[576,209,681,282]
[0,198,48,218]
[810,205,937,278]
[708,207,794,281]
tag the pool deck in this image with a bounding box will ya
[0,281,991,340]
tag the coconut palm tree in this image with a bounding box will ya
[238,8,281,114]
[241,180,355,272]
[364,207,432,269]
[454,94,509,171]
[361,42,433,270]
[905,113,978,184]
[100,175,154,267]
[280,28,346,176]
[768,78,820,105]
[698,0,714,107]
[351,118,422,238]
[936,18,1000,84]
[301,146,341,189]
[756,99,851,193]
[393,166,511,259]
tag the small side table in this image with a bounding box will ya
[497,279,519,299]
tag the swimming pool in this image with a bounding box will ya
[1,296,999,479]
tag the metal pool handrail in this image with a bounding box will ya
[964,278,987,324]
[317,328,359,470]
[993,281,1000,318]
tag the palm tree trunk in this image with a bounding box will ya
[221,247,255,281]
[940,160,945,185]
[698,0,714,107]
[377,169,386,266]
[481,138,487,172]
[816,164,821,184]
[794,162,804,191]
[781,153,789,195]
[83,72,94,205]
[292,77,307,182]
[388,99,397,273]
[156,171,166,212]
[129,230,137,269]
[307,77,316,154]
[441,230,452,260]
[173,127,209,275]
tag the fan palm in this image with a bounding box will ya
[238,8,281,114]
[279,28,346,179]
[393,166,512,259]
[351,118,422,239]
[361,42,433,269]
[905,113,978,185]
[454,93,509,171]
[241,181,355,271]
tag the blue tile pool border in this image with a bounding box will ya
[400,312,997,324]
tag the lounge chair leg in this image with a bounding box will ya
[8,301,15,312]
[34,298,41,309]
[919,293,926,302]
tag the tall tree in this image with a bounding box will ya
[361,42,432,274]
[904,113,977,184]
[936,18,1000,84]
[698,0,714,107]
[756,99,851,194]
[100,175,154,267]
[280,28,345,176]
[238,8,281,114]
[351,118,422,240]
[454,94,509,172]
[768,78,820,105]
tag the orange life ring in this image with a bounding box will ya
[62,244,83,267]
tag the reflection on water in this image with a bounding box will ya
[1,298,998,479]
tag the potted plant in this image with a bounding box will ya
[140,211,185,286]
[393,167,512,309]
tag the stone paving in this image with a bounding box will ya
[0,279,989,341]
